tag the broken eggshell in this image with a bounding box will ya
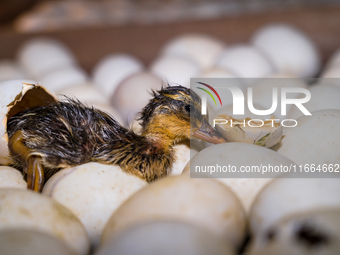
[0,79,57,165]
[215,114,283,148]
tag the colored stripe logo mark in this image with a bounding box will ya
[196,82,223,106]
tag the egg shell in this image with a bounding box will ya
[39,65,88,93]
[42,162,147,248]
[96,220,235,255]
[0,229,77,255]
[170,140,198,176]
[248,210,340,255]
[0,60,26,82]
[251,24,320,78]
[288,84,340,120]
[93,53,144,99]
[111,72,163,125]
[250,173,340,236]
[150,54,200,86]
[18,38,76,78]
[101,175,246,248]
[161,34,225,69]
[215,44,274,80]
[0,188,89,255]
[0,166,26,188]
[215,115,283,148]
[0,79,57,165]
[250,77,308,119]
[183,143,295,212]
[278,110,340,165]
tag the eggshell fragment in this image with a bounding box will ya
[249,210,340,255]
[183,143,295,212]
[93,53,144,98]
[96,220,235,255]
[278,110,340,165]
[251,24,320,78]
[111,72,163,125]
[150,55,200,86]
[0,229,77,255]
[0,188,89,255]
[102,175,246,248]
[215,114,283,148]
[0,80,57,165]
[0,166,26,188]
[161,34,225,69]
[42,162,147,248]
[250,173,340,236]
[215,44,274,79]
[18,38,76,78]
[39,65,88,93]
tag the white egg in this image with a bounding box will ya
[248,210,340,255]
[0,80,57,165]
[0,166,26,189]
[96,220,235,255]
[18,38,76,79]
[250,77,308,119]
[161,34,225,69]
[57,82,110,105]
[111,72,163,125]
[42,162,147,248]
[93,54,144,98]
[183,143,295,212]
[278,110,340,165]
[170,140,198,176]
[215,44,274,79]
[250,172,340,236]
[0,229,78,255]
[39,65,88,93]
[288,84,340,120]
[251,24,320,78]
[102,175,246,249]
[0,60,26,82]
[0,188,89,255]
[150,54,200,86]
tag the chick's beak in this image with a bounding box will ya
[193,119,226,144]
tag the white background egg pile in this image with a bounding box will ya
[0,23,340,255]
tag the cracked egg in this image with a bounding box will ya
[215,114,283,148]
[0,79,57,165]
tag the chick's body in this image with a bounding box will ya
[7,86,225,191]
[7,99,171,181]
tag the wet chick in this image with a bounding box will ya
[7,86,225,192]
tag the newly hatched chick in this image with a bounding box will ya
[7,86,225,191]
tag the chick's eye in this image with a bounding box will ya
[184,104,191,113]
